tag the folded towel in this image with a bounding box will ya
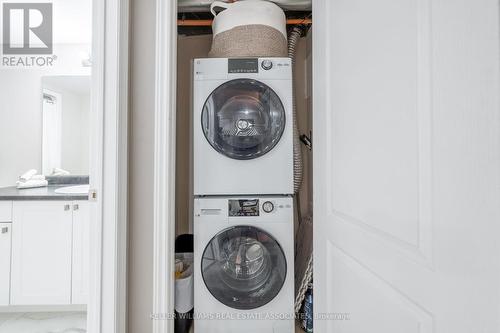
[52,167,70,176]
[30,175,46,181]
[19,169,38,182]
[16,179,48,189]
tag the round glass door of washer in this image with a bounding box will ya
[201,79,286,160]
[201,226,287,310]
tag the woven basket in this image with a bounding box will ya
[209,24,287,58]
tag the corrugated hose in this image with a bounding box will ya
[288,26,304,193]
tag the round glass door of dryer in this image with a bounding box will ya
[201,226,287,310]
[201,79,286,160]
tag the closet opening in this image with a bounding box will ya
[173,4,313,332]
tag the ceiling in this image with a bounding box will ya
[178,0,312,12]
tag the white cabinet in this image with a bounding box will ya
[71,201,90,304]
[0,222,12,306]
[10,201,73,305]
[9,200,89,306]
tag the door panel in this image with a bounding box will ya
[326,244,433,333]
[72,201,90,304]
[313,0,500,332]
[329,0,422,247]
[201,79,286,160]
[11,201,73,305]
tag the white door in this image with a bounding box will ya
[11,201,73,305]
[72,201,90,304]
[313,0,500,332]
[0,222,12,305]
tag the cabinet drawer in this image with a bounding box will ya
[0,202,12,222]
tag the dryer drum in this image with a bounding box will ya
[202,79,286,160]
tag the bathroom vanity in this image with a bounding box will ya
[0,182,89,308]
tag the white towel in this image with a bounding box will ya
[30,175,46,181]
[19,169,38,182]
[16,179,48,189]
[52,167,70,176]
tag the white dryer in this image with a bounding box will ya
[193,58,293,196]
[194,196,294,333]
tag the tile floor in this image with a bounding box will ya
[0,312,86,333]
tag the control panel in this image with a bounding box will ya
[228,58,259,74]
[227,58,288,74]
[195,197,293,221]
[226,199,286,217]
[228,199,260,217]
[193,58,291,81]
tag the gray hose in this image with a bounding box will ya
[288,26,304,193]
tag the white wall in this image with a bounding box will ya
[60,91,90,174]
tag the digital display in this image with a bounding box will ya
[228,199,260,217]
[228,58,259,74]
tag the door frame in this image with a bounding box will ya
[88,0,129,332]
[152,1,313,331]
[152,0,177,332]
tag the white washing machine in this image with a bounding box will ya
[193,58,293,196]
[194,196,294,333]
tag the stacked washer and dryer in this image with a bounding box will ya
[193,57,295,333]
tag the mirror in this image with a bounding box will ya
[41,75,91,175]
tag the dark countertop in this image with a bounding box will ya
[46,175,89,185]
[0,185,88,201]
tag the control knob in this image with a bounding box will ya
[261,60,273,70]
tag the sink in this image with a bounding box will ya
[54,184,90,195]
